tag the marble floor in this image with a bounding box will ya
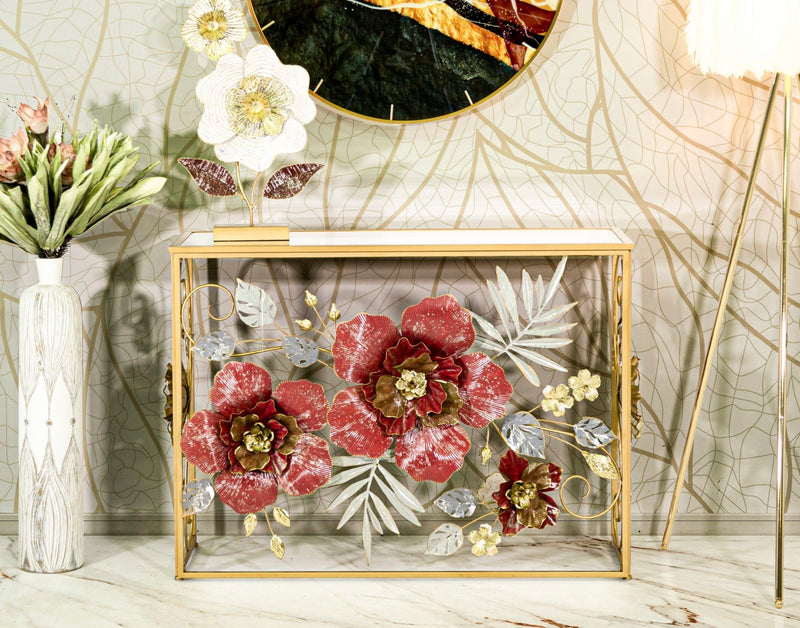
[0,535,798,627]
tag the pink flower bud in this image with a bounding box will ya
[17,97,49,134]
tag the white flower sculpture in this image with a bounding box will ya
[181,0,246,61]
[196,45,317,173]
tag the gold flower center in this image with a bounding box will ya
[197,10,228,41]
[242,422,274,453]
[395,369,427,400]
[506,480,538,510]
[226,76,293,138]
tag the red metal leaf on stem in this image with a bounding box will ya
[179,158,237,196]
[263,163,324,199]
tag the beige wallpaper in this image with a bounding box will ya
[0,0,798,525]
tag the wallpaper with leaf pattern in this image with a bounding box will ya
[0,0,798,522]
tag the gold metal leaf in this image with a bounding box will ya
[243,512,258,537]
[295,318,313,331]
[272,506,291,527]
[581,451,619,479]
[480,445,492,465]
[304,290,318,307]
[270,534,285,559]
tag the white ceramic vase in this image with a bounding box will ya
[17,258,84,572]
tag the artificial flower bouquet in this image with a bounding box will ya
[178,260,637,563]
[0,98,165,257]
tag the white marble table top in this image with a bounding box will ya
[0,535,797,626]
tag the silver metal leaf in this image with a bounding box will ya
[336,492,368,528]
[474,337,506,354]
[509,346,568,372]
[374,476,421,526]
[487,280,512,341]
[370,493,399,534]
[376,465,425,512]
[332,455,377,468]
[282,336,319,367]
[327,463,375,487]
[514,337,573,349]
[502,412,545,458]
[181,479,214,515]
[434,488,478,518]
[523,322,578,337]
[543,256,568,309]
[367,504,383,535]
[495,267,520,335]
[426,523,463,556]
[508,353,540,386]
[191,330,234,360]
[531,300,578,324]
[235,278,277,327]
[470,310,505,343]
[328,477,370,511]
[574,417,617,449]
[535,274,545,309]
[522,269,535,319]
[362,510,373,564]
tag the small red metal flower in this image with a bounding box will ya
[493,449,562,536]
[328,295,513,483]
[180,362,331,514]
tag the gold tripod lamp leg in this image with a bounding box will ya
[661,74,781,551]
[775,74,792,610]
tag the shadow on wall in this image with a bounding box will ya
[86,253,173,525]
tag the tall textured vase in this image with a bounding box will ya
[17,258,84,572]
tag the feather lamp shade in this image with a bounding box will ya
[687,0,800,77]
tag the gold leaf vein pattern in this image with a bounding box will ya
[0,0,798,519]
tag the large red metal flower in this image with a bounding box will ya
[180,362,331,514]
[328,295,512,483]
[493,449,561,536]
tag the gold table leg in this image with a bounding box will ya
[661,74,780,550]
[775,74,792,609]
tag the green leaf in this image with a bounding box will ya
[27,155,51,241]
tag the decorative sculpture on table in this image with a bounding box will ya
[180,0,323,230]
[179,258,628,564]
[0,98,165,572]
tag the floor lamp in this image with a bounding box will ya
[660,0,798,608]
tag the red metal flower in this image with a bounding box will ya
[493,449,561,536]
[328,295,513,483]
[180,362,331,514]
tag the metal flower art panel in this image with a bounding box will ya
[177,257,634,564]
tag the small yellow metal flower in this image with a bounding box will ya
[304,290,318,307]
[295,319,313,331]
[480,444,492,465]
[468,523,501,557]
[541,383,574,417]
[568,369,601,402]
[327,302,341,322]
[395,369,427,400]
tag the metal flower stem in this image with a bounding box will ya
[234,162,257,227]
[459,510,496,531]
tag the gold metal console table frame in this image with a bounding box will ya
[169,228,633,580]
